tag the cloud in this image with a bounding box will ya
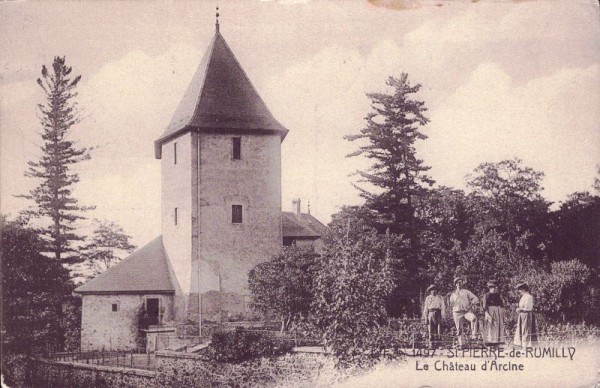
[261,2,600,220]
[423,62,600,200]
[1,0,598,244]
[0,43,204,246]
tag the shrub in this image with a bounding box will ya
[511,259,594,322]
[537,322,600,343]
[249,247,319,332]
[312,228,406,367]
[1,353,31,387]
[208,328,293,363]
[136,305,149,351]
[388,319,428,347]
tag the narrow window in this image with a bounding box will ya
[232,137,241,160]
[232,205,243,224]
[112,303,118,312]
[174,207,178,225]
[174,142,177,164]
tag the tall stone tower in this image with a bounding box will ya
[154,18,287,321]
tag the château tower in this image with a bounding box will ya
[154,17,288,320]
[75,14,325,352]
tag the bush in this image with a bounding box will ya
[511,259,594,322]
[312,228,405,367]
[208,328,293,363]
[248,247,319,332]
[388,318,428,346]
[537,322,600,343]
[1,353,31,387]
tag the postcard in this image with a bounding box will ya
[1,1,599,387]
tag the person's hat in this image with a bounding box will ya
[426,284,437,293]
[515,282,529,291]
[487,280,498,288]
[453,277,463,285]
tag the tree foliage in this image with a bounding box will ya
[18,56,92,263]
[513,260,594,322]
[248,247,319,332]
[466,159,550,269]
[418,187,474,290]
[1,217,74,355]
[549,192,600,271]
[312,225,404,367]
[346,74,433,239]
[81,219,136,278]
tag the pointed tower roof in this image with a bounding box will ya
[154,24,288,158]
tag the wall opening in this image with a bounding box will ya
[146,298,160,326]
[232,137,241,160]
[232,204,243,224]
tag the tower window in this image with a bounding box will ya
[174,207,178,225]
[232,137,241,160]
[232,205,243,224]
[174,142,177,165]
[111,303,118,312]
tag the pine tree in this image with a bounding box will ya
[18,56,92,263]
[346,74,433,244]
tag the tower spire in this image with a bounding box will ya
[215,5,220,33]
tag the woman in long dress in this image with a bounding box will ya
[482,280,505,346]
[514,282,537,347]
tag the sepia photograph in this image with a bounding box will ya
[1,0,599,387]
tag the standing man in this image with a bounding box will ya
[449,277,479,349]
[422,284,446,348]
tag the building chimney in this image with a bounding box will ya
[292,198,301,215]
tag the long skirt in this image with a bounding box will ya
[514,311,537,347]
[484,306,505,345]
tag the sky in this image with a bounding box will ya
[1,0,599,247]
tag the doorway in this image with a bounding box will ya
[146,298,160,326]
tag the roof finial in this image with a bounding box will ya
[215,5,220,32]
[307,201,311,214]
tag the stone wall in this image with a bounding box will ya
[154,350,334,387]
[161,131,283,321]
[28,351,339,387]
[81,294,173,351]
[161,132,192,309]
[29,359,155,388]
[196,133,282,307]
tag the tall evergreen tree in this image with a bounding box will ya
[18,56,92,263]
[345,74,433,244]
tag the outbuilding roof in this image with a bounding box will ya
[282,212,327,238]
[74,236,175,295]
[154,29,288,158]
[76,213,326,294]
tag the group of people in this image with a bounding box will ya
[421,277,537,349]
